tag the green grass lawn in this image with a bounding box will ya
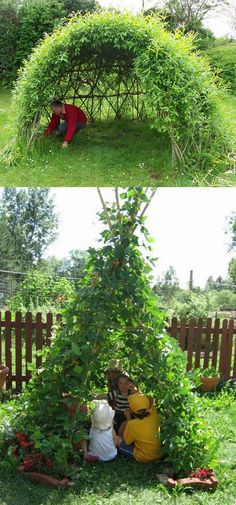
[0,387,235,505]
[0,89,235,187]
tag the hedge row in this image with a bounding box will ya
[207,42,236,96]
[0,0,98,84]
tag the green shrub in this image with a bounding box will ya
[0,0,99,85]
[207,42,236,96]
[170,291,212,320]
[8,269,75,314]
[0,0,19,83]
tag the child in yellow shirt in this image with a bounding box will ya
[118,393,161,462]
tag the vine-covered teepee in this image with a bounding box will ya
[2,188,215,478]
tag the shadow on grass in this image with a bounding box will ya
[0,456,169,505]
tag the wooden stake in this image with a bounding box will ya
[97,188,113,232]
[139,189,157,221]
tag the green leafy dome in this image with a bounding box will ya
[14,11,230,168]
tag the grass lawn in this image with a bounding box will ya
[0,89,235,187]
[0,387,235,505]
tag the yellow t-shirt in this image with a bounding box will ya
[123,405,161,462]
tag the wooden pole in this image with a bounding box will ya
[97,188,113,232]
[189,270,193,290]
[138,189,157,221]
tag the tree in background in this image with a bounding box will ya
[226,212,236,250]
[144,0,225,49]
[228,258,236,290]
[51,250,88,279]
[146,0,228,31]
[0,0,20,81]
[61,0,99,15]
[153,265,179,303]
[205,275,226,291]
[0,0,100,84]
[39,250,88,283]
[0,188,58,271]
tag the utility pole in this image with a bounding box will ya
[142,0,145,9]
[189,270,193,290]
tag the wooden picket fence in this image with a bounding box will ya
[0,312,235,390]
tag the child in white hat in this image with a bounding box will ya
[86,400,119,461]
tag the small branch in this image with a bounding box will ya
[138,190,157,221]
[115,188,120,211]
[97,188,113,232]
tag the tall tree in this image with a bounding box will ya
[145,0,227,31]
[226,212,236,251]
[0,188,58,270]
[228,258,236,290]
[154,265,179,302]
[61,0,99,15]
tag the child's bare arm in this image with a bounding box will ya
[112,429,120,447]
[118,420,128,436]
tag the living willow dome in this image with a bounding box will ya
[15,12,228,167]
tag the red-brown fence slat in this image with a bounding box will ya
[5,311,12,388]
[0,312,2,364]
[203,318,212,369]
[225,319,234,380]
[219,319,228,377]
[35,313,43,369]
[179,319,187,351]
[25,312,33,382]
[211,318,220,370]
[187,319,195,371]
[233,333,236,379]
[46,313,53,346]
[15,312,22,389]
[195,318,203,368]
[169,317,178,340]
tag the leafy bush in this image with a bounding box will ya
[0,0,99,85]
[198,367,219,378]
[207,42,236,96]
[170,291,213,320]
[13,11,232,171]
[8,270,75,314]
[214,289,236,311]
[1,189,216,478]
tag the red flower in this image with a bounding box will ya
[20,440,29,449]
[68,403,75,416]
[191,468,213,479]
[46,458,53,468]
[79,404,88,413]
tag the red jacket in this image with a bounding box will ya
[45,103,87,143]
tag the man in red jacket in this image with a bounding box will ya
[44,100,87,148]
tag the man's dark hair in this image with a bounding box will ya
[51,99,63,107]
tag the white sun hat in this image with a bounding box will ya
[91,400,115,430]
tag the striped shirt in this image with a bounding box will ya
[108,390,130,413]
